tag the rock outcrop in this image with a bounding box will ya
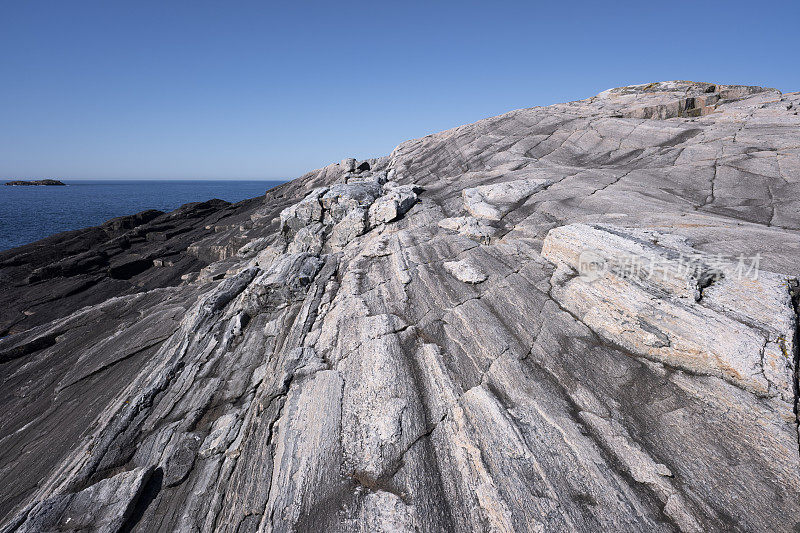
[4,179,66,186]
[1,81,799,532]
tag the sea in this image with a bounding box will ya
[0,180,286,252]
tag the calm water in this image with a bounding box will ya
[0,180,285,251]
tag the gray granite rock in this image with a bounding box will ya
[444,258,488,284]
[462,178,552,220]
[1,81,800,532]
[9,467,155,532]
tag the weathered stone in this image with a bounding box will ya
[438,216,497,242]
[162,433,202,487]
[286,222,324,254]
[2,81,800,532]
[462,178,552,220]
[444,258,488,284]
[368,183,418,226]
[341,158,357,172]
[9,467,154,532]
[330,208,367,249]
[542,223,796,409]
[236,237,271,257]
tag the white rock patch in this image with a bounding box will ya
[444,259,488,284]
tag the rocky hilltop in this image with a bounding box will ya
[1,81,799,532]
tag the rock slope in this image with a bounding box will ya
[1,81,799,532]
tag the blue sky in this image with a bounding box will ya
[1,1,797,180]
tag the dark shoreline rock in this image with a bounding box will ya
[0,174,327,336]
[4,179,66,186]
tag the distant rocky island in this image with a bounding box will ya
[1,81,799,532]
[4,179,65,186]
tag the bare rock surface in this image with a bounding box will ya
[444,258,488,284]
[1,81,800,532]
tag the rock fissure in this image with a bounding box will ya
[789,279,800,458]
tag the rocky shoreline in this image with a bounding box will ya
[0,81,799,532]
[4,179,65,186]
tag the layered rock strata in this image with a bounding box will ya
[1,81,799,532]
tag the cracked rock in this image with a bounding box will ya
[462,178,552,220]
[2,81,800,532]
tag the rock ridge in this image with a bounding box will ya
[1,80,799,531]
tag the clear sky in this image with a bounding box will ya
[1,1,797,180]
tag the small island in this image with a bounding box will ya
[4,179,66,186]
